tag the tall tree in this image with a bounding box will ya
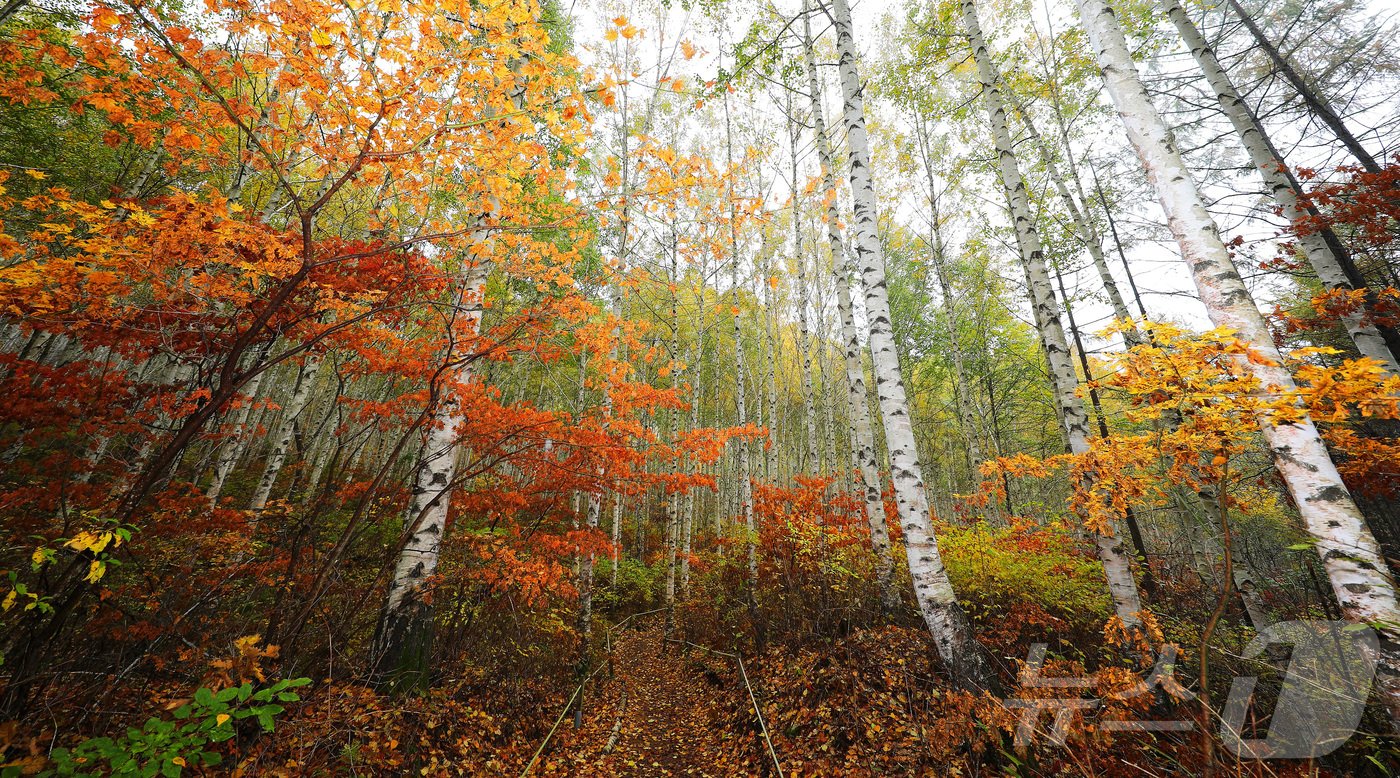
[960,0,1148,634]
[828,0,997,691]
[1162,0,1399,375]
[802,0,898,607]
[1073,0,1400,727]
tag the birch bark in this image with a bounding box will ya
[1163,0,1399,375]
[803,0,897,607]
[962,0,1147,631]
[249,353,323,511]
[371,258,491,689]
[830,0,996,690]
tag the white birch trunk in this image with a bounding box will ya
[723,89,758,598]
[963,0,1147,631]
[802,1,898,607]
[371,258,491,686]
[790,97,819,474]
[248,353,323,511]
[1074,0,1400,726]
[831,0,996,690]
[206,367,268,505]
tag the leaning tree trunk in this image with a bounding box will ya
[1074,0,1400,728]
[1009,97,1143,347]
[205,366,269,505]
[962,0,1148,633]
[1163,0,1399,375]
[370,258,491,692]
[803,0,898,609]
[830,0,997,692]
[1223,0,1382,175]
[249,352,323,512]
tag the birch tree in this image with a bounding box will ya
[1162,0,1399,375]
[961,0,1147,633]
[803,0,898,607]
[828,0,997,690]
[1073,0,1400,727]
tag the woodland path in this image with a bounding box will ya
[533,626,766,776]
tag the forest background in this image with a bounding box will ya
[0,0,1398,772]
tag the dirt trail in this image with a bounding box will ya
[534,628,750,776]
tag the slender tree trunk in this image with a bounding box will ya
[723,86,758,607]
[803,1,898,608]
[1164,0,1399,374]
[1074,0,1400,727]
[1223,0,1382,175]
[913,121,988,491]
[830,0,997,691]
[249,353,323,511]
[1010,99,1143,347]
[664,233,682,637]
[761,237,781,482]
[370,258,491,692]
[206,366,269,505]
[790,95,819,474]
[963,0,1148,632]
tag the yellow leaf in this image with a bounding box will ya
[612,15,628,26]
[171,757,186,767]
[216,714,230,726]
[84,560,105,583]
[1,590,14,611]
[311,28,331,46]
[24,169,46,180]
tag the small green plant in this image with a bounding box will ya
[27,677,310,777]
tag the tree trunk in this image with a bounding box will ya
[963,0,1148,632]
[803,0,898,609]
[790,95,819,475]
[723,86,758,606]
[1223,0,1382,175]
[249,353,323,511]
[1074,0,1400,728]
[1164,0,1399,375]
[830,0,998,692]
[1010,98,1143,347]
[913,121,988,494]
[206,366,269,505]
[370,259,491,692]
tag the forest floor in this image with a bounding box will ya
[533,626,764,776]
